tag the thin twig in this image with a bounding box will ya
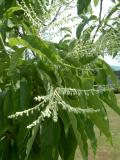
[101,2,120,30]
[58,0,74,15]
[47,6,62,26]
[92,0,103,42]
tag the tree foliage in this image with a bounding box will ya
[0,0,120,160]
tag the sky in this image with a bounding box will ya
[93,0,113,16]
[104,55,120,66]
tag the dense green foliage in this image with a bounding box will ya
[0,0,120,160]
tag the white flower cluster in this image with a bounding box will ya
[56,84,120,96]
[8,85,104,129]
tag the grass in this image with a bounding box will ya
[75,94,120,160]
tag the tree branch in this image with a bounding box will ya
[47,6,62,27]
[92,0,103,42]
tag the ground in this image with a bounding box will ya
[75,94,120,160]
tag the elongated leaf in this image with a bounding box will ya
[9,48,25,75]
[76,15,97,39]
[20,78,31,110]
[67,112,88,160]
[8,36,61,63]
[97,59,118,83]
[84,119,97,155]
[87,94,111,139]
[59,109,70,134]
[103,2,120,27]
[22,35,60,63]
[76,115,88,157]
[40,118,60,160]
[94,0,99,6]
[4,7,23,18]
[0,91,6,133]
[77,0,91,15]
[100,91,120,115]
[59,126,77,160]
[25,124,39,160]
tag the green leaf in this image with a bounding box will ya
[93,0,99,6]
[84,119,97,156]
[59,126,77,160]
[82,25,96,41]
[79,55,97,65]
[20,78,31,110]
[76,21,87,39]
[9,48,25,75]
[59,109,77,160]
[87,94,112,139]
[76,115,88,158]
[100,91,120,115]
[0,91,6,133]
[40,118,60,160]
[25,124,39,160]
[76,15,97,39]
[97,59,117,84]
[23,35,61,63]
[59,109,70,134]
[36,60,59,86]
[111,0,116,3]
[4,7,23,18]
[103,2,120,27]
[8,36,61,63]
[77,0,91,15]
[79,77,94,89]
[0,0,4,5]
[67,112,88,160]
[3,89,13,117]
